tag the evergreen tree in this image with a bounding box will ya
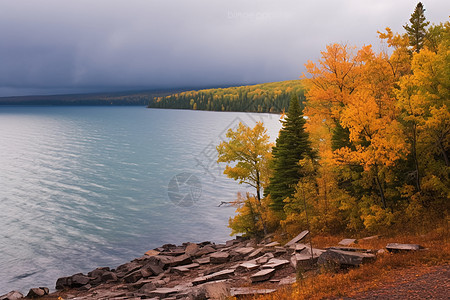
[265,95,314,213]
[403,2,430,53]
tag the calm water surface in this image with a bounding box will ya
[0,106,281,294]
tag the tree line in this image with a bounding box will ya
[147,80,305,113]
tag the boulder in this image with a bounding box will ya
[0,291,23,300]
[285,230,309,247]
[123,270,143,283]
[141,262,164,276]
[116,261,142,277]
[291,253,318,270]
[318,249,376,267]
[25,288,46,298]
[194,245,216,257]
[184,243,199,256]
[386,243,422,252]
[210,251,230,264]
[250,268,276,282]
[101,271,118,282]
[71,273,90,288]
[55,276,70,290]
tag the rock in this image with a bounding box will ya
[194,245,216,257]
[250,268,276,282]
[293,243,308,252]
[230,287,277,296]
[172,263,200,274]
[291,253,318,270]
[274,246,287,256]
[0,291,24,300]
[328,246,371,253]
[248,247,264,259]
[361,235,379,240]
[285,230,309,247]
[150,254,192,269]
[192,269,235,285]
[101,271,118,282]
[210,251,230,264]
[141,262,164,276]
[25,288,45,298]
[164,248,185,256]
[184,243,199,256]
[262,258,290,270]
[123,270,143,283]
[386,243,422,252]
[199,280,230,299]
[55,276,70,290]
[318,249,376,267]
[144,249,160,256]
[116,261,142,277]
[265,241,280,247]
[234,247,255,256]
[146,287,179,298]
[139,282,157,293]
[256,253,274,264]
[338,238,356,246]
[279,276,296,285]
[236,262,260,272]
[226,239,240,247]
[71,273,90,287]
[299,246,326,257]
[195,257,210,264]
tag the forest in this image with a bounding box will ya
[147,80,305,113]
[217,4,449,238]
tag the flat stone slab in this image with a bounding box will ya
[192,269,235,285]
[237,262,260,271]
[230,287,276,296]
[248,247,263,259]
[318,249,376,267]
[262,258,290,270]
[285,230,309,247]
[338,238,356,246]
[234,247,255,256]
[172,263,200,273]
[386,243,422,252]
[195,257,210,264]
[210,251,230,264]
[328,246,371,253]
[144,249,160,256]
[294,243,308,252]
[265,241,280,247]
[291,253,318,269]
[147,287,179,298]
[250,268,276,282]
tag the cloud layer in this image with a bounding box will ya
[0,0,448,96]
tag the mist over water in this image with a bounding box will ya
[0,106,281,294]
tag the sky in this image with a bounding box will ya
[0,0,448,97]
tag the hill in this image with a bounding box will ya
[147,80,305,113]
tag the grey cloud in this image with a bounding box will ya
[0,0,448,96]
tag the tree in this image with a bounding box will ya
[403,2,430,53]
[217,122,272,235]
[265,95,314,214]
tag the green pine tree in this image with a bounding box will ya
[403,2,430,53]
[265,95,314,213]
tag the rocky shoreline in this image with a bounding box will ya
[1,231,423,300]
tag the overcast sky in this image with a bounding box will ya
[0,0,448,97]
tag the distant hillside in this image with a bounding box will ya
[0,89,183,106]
[147,80,305,113]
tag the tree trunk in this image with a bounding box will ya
[374,167,387,209]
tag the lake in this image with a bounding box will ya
[0,106,282,294]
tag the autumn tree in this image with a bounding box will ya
[217,122,273,235]
[403,2,430,53]
[265,95,314,214]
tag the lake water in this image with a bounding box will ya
[0,106,282,294]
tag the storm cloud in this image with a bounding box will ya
[0,0,448,96]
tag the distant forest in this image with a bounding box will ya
[147,80,305,113]
[0,89,183,106]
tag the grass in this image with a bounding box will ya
[253,227,449,300]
